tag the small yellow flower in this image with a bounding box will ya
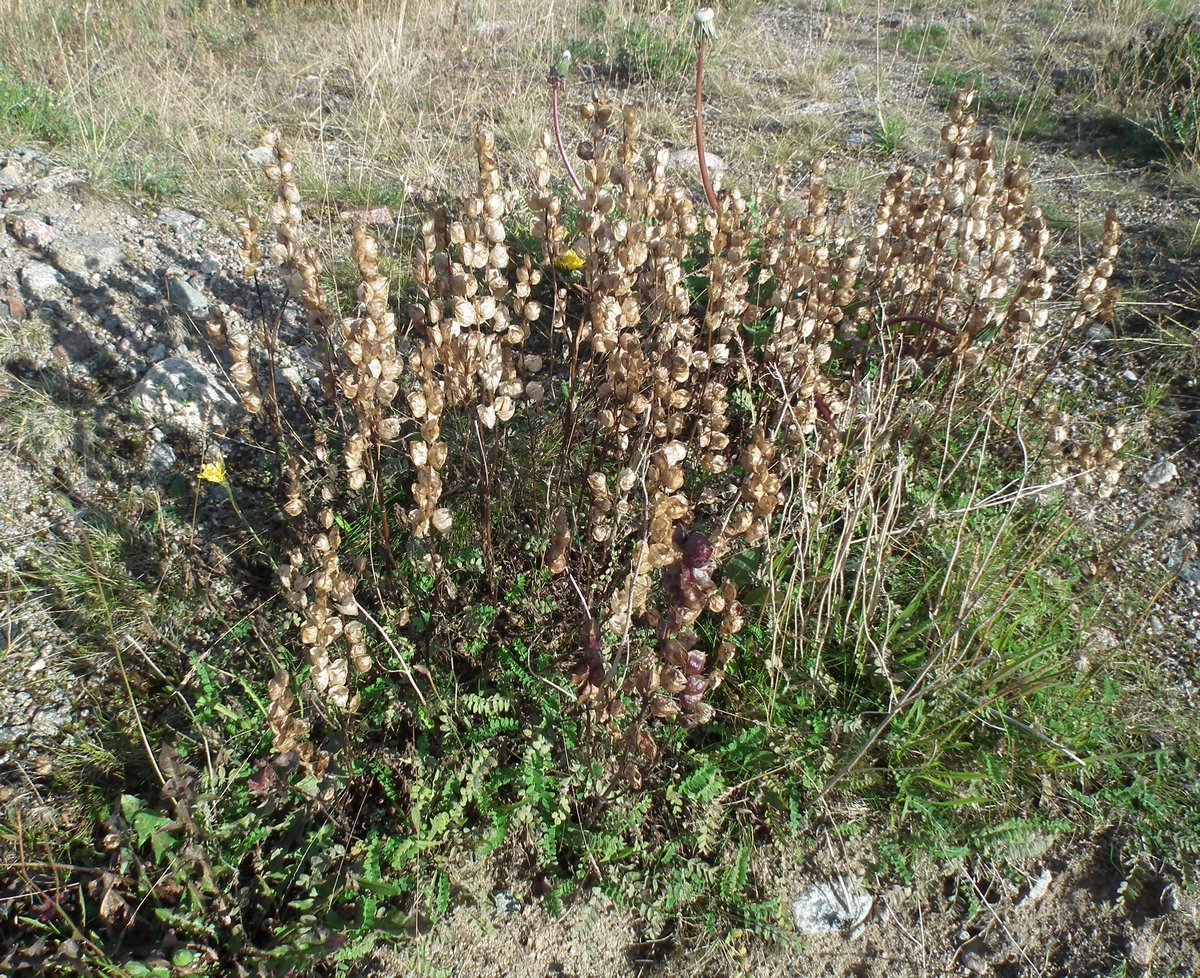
[553,249,586,273]
[197,456,228,485]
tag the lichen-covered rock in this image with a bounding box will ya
[132,356,238,438]
[48,233,123,279]
[9,215,58,250]
[19,260,64,302]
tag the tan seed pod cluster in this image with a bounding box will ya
[250,130,339,401]
[404,344,452,537]
[1047,415,1127,499]
[341,223,404,435]
[1071,209,1121,324]
[547,506,571,574]
[266,669,329,784]
[282,458,305,518]
[278,503,370,711]
[204,308,263,414]
[236,204,263,280]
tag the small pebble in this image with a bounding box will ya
[1144,460,1178,487]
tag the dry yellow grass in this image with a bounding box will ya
[2,0,1190,214]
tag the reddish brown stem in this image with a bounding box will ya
[694,38,719,214]
[813,389,834,427]
[551,84,584,196]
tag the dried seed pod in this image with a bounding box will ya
[660,665,687,695]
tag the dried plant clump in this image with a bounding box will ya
[258,130,339,403]
[278,502,370,713]
[230,80,1126,785]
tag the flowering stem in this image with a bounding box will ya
[222,483,267,552]
[551,84,584,196]
[694,36,718,214]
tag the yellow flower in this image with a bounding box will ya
[197,456,227,485]
[553,248,585,273]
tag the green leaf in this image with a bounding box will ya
[120,795,177,863]
[724,548,762,589]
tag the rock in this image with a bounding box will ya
[1085,322,1113,342]
[1128,934,1155,968]
[146,438,177,474]
[167,276,210,320]
[1144,460,1178,487]
[1180,560,1200,585]
[475,19,514,35]
[53,326,95,363]
[19,261,64,301]
[276,365,303,391]
[960,948,988,974]
[198,250,223,278]
[339,205,395,225]
[1120,369,1138,382]
[1018,868,1052,907]
[131,357,238,438]
[844,130,875,148]
[5,281,26,319]
[49,233,123,279]
[0,162,24,189]
[33,170,83,196]
[790,877,873,934]
[798,97,865,116]
[155,207,198,227]
[493,890,521,915]
[9,216,58,250]
[668,148,727,171]
[242,145,276,169]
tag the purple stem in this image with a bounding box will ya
[551,85,584,196]
[694,38,718,214]
[813,390,834,427]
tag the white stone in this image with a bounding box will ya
[668,148,727,171]
[167,277,210,320]
[49,233,123,278]
[791,877,873,934]
[242,146,276,168]
[132,357,238,438]
[155,207,198,227]
[1018,868,1052,907]
[19,261,64,300]
[1144,460,1178,487]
